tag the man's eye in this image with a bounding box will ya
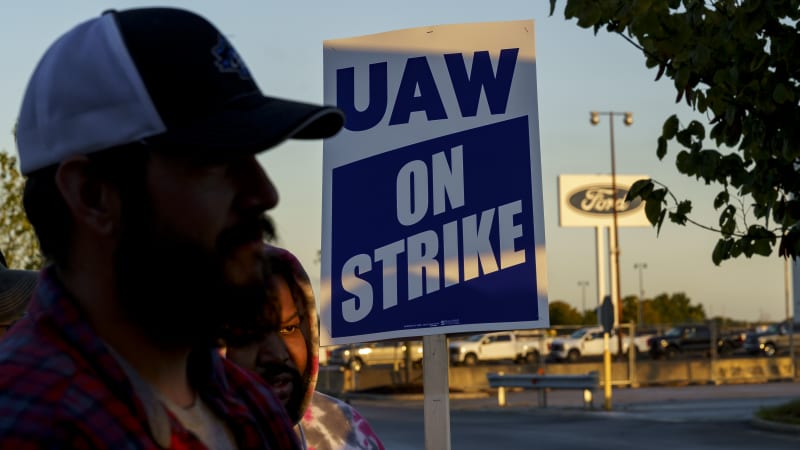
[279,325,299,336]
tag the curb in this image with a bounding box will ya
[343,391,490,401]
[749,417,800,435]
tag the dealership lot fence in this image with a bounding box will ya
[318,321,799,394]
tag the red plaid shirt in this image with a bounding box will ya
[0,267,300,449]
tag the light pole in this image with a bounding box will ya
[591,110,633,357]
[785,257,796,378]
[634,262,647,325]
[578,280,589,313]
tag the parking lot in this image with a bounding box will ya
[351,381,800,449]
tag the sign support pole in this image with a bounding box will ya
[596,226,606,313]
[784,258,800,380]
[423,334,451,450]
[599,296,614,410]
[603,332,612,410]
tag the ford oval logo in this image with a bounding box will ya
[567,185,643,216]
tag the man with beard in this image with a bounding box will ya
[225,245,386,450]
[0,7,343,449]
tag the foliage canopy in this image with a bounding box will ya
[551,0,800,264]
[0,151,42,270]
[550,292,706,325]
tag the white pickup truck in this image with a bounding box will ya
[449,330,550,365]
[548,326,650,362]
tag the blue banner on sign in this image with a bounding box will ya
[330,116,538,338]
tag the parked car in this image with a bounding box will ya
[647,324,740,359]
[744,319,800,357]
[329,340,423,371]
[449,330,549,365]
[548,326,649,362]
[319,344,344,366]
[726,329,749,352]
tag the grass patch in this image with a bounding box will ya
[756,399,800,425]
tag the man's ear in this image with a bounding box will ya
[54,156,120,236]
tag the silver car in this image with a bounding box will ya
[744,320,800,356]
[329,340,423,371]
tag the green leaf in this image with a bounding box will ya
[676,200,692,218]
[691,45,711,68]
[785,199,800,223]
[676,129,693,148]
[773,198,787,223]
[627,179,653,201]
[752,237,773,257]
[644,197,663,226]
[730,239,743,258]
[657,136,668,160]
[675,150,692,174]
[719,205,737,237]
[662,115,679,139]
[655,209,667,235]
[668,200,692,226]
[687,121,705,141]
[644,189,666,227]
[712,239,731,265]
[713,191,729,209]
[576,3,602,28]
[695,91,707,113]
[773,83,793,104]
[749,53,768,71]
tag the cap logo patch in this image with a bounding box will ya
[211,34,251,80]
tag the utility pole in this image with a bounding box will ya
[591,110,633,358]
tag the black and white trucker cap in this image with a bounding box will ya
[16,7,344,175]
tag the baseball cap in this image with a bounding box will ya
[16,7,344,175]
[0,250,37,325]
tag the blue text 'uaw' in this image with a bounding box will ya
[336,48,519,131]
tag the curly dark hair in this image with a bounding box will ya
[218,249,305,348]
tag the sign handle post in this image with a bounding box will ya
[423,334,451,450]
[599,297,614,411]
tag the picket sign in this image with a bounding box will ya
[322,20,547,450]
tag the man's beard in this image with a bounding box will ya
[113,204,278,348]
[256,361,307,423]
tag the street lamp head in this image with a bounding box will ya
[624,112,633,126]
[590,111,600,125]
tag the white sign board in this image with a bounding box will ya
[321,20,548,345]
[558,174,650,228]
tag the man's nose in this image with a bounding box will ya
[259,332,292,365]
[235,155,279,213]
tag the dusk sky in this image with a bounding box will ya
[0,1,789,323]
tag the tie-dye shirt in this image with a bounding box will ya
[299,391,384,450]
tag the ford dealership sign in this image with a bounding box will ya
[559,175,649,228]
[567,185,643,217]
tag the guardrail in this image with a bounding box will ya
[486,371,599,408]
[317,356,800,395]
